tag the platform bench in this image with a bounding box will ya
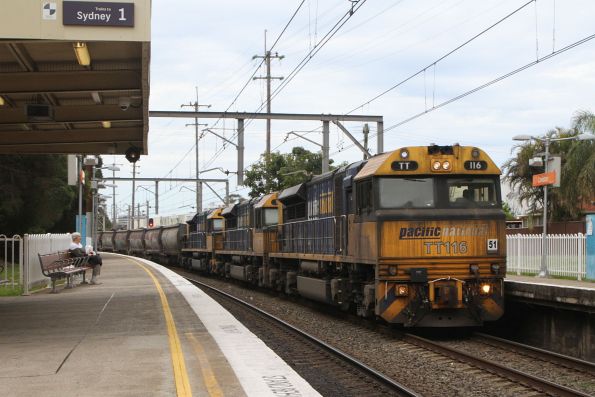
[38,251,91,293]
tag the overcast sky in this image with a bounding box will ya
[108,0,595,217]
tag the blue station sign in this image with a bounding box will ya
[63,1,134,27]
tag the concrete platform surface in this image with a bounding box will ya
[0,254,321,397]
[505,274,595,310]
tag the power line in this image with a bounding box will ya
[220,0,369,169]
[200,0,307,170]
[331,30,595,155]
[384,32,595,132]
[346,0,535,114]
[263,0,369,110]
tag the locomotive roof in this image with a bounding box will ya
[254,192,279,209]
[207,208,223,219]
[278,183,307,205]
[221,203,238,217]
[354,145,500,180]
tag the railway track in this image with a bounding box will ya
[401,333,593,397]
[184,276,419,397]
[176,269,593,396]
[472,332,595,375]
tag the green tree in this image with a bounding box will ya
[503,110,595,220]
[0,155,76,234]
[564,110,595,215]
[502,202,515,220]
[244,147,335,198]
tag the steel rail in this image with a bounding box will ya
[184,275,420,397]
[403,333,592,397]
[474,332,595,374]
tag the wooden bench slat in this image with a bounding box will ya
[38,250,92,292]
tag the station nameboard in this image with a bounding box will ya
[63,1,134,27]
[532,171,556,187]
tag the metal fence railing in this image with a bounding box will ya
[506,233,586,280]
[0,235,23,289]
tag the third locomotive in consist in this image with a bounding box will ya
[102,144,506,327]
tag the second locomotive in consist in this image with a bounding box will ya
[101,144,506,327]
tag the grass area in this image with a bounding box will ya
[0,284,23,296]
[0,264,22,296]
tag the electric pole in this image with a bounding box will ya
[181,87,210,213]
[253,30,284,158]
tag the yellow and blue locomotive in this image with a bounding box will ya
[102,144,506,327]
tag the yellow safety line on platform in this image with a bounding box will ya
[128,259,193,397]
[186,333,224,397]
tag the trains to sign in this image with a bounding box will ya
[100,145,506,327]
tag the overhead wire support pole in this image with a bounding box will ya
[150,111,383,170]
[253,30,284,159]
[150,111,382,123]
[203,182,226,205]
[181,88,210,213]
[322,121,330,173]
[286,131,322,147]
[332,121,372,159]
[103,177,229,183]
[203,126,244,186]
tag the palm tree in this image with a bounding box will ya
[564,110,595,217]
[503,110,595,220]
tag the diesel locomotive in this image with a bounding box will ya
[100,144,506,327]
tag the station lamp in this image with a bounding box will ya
[125,146,141,163]
[73,42,91,66]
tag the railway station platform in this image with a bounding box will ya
[504,275,595,310]
[501,275,594,361]
[0,253,320,397]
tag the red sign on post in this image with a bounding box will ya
[532,171,556,187]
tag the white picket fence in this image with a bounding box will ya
[23,233,74,293]
[1,233,98,293]
[506,234,586,280]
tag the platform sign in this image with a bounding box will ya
[532,171,556,187]
[586,215,595,280]
[63,1,134,27]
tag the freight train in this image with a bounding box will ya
[99,144,506,327]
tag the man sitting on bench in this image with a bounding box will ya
[69,232,102,285]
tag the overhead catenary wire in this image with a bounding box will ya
[199,0,308,170]
[331,30,595,156]
[346,0,535,115]
[210,0,369,171]
[258,0,369,114]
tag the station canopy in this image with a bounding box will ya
[0,0,150,155]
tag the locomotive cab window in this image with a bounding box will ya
[264,208,279,226]
[208,219,224,232]
[378,177,434,209]
[356,179,374,214]
[447,177,500,208]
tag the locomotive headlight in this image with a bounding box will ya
[397,285,409,296]
[471,148,480,158]
[442,161,451,170]
[400,149,409,159]
[389,266,397,276]
[469,264,479,275]
[490,264,501,274]
[432,161,442,170]
[480,283,491,295]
